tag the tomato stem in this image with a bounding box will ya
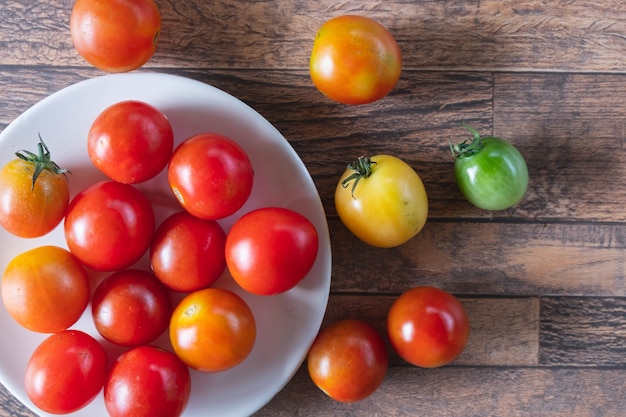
[450,125,484,159]
[341,156,377,198]
[16,134,71,190]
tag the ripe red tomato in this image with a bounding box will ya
[310,15,402,105]
[1,246,89,333]
[91,269,172,347]
[387,286,470,368]
[25,330,108,414]
[307,319,388,402]
[225,207,318,295]
[167,133,254,220]
[64,180,155,271]
[70,0,161,72]
[0,137,70,238]
[150,211,226,292]
[104,346,191,417]
[88,100,174,184]
[169,288,256,372]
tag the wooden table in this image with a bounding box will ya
[2,1,626,416]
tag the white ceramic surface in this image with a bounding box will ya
[0,73,332,417]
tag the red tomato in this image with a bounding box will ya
[91,269,172,347]
[88,100,174,184]
[1,246,89,333]
[169,288,256,372]
[225,207,318,295]
[104,346,191,417]
[150,211,226,292]
[0,137,70,238]
[70,0,161,72]
[307,319,388,402]
[387,286,470,368]
[25,330,108,414]
[64,180,155,271]
[310,15,402,105]
[167,133,254,220]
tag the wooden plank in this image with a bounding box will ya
[255,365,626,416]
[323,295,540,367]
[0,384,34,417]
[540,297,626,366]
[493,72,626,222]
[2,1,626,72]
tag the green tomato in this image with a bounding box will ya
[452,127,528,211]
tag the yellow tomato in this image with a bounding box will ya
[335,155,428,248]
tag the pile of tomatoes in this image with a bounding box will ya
[0,99,319,416]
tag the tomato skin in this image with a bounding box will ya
[104,346,191,417]
[25,330,108,414]
[453,129,529,210]
[92,269,172,347]
[310,15,402,105]
[150,211,226,292]
[225,207,318,295]
[88,100,174,184]
[335,155,428,248]
[167,133,254,220]
[1,246,90,333]
[169,288,256,372]
[307,319,388,402]
[0,148,69,238]
[387,286,470,368]
[64,180,155,271]
[70,0,161,72]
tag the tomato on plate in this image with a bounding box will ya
[225,207,318,295]
[169,288,256,372]
[88,100,174,184]
[310,15,402,105]
[387,286,470,368]
[70,0,161,72]
[0,136,70,238]
[335,155,428,248]
[451,126,529,210]
[92,269,172,347]
[1,246,89,333]
[167,133,254,220]
[25,330,108,414]
[150,211,226,292]
[307,319,388,402]
[105,345,191,417]
[64,180,155,271]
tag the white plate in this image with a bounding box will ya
[0,73,331,417]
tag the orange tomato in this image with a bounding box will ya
[1,246,90,333]
[169,288,256,372]
[70,0,161,72]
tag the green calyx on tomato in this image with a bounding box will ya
[451,125,529,211]
[341,156,377,198]
[16,134,70,190]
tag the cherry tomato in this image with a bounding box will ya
[225,207,318,295]
[25,330,108,414]
[0,137,70,238]
[167,133,254,220]
[387,286,470,368]
[1,246,89,333]
[452,126,529,210]
[310,15,402,105]
[104,346,191,417]
[92,269,171,347]
[335,155,428,248]
[70,0,161,72]
[169,288,256,372]
[150,211,226,292]
[307,319,388,402]
[88,100,174,184]
[64,180,155,271]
